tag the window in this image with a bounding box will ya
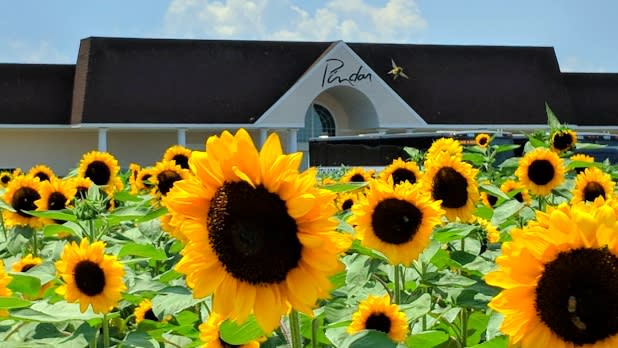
[299,104,335,142]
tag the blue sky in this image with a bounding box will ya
[1,0,616,72]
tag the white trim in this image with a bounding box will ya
[177,128,187,146]
[287,129,298,152]
[98,128,108,151]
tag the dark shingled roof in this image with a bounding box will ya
[563,72,618,126]
[0,64,74,124]
[71,37,330,124]
[350,43,577,125]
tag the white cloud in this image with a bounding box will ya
[1,40,72,64]
[164,0,427,42]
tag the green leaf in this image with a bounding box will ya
[340,330,397,348]
[566,160,601,171]
[151,286,203,318]
[10,301,100,322]
[400,293,431,322]
[498,157,520,169]
[23,209,77,222]
[8,273,41,296]
[43,223,78,238]
[113,191,142,202]
[479,183,510,201]
[433,224,476,243]
[118,242,167,261]
[406,330,449,347]
[575,142,607,150]
[491,200,523,226]
[546,102,561,130]
[219,315,265,345]
[0,296,32,308]
[466,311,491,345]
[322,182,368,193]
[469,335,508,348]
[432,273,476,287]
[462,153,485,166]
[493,144,521,154]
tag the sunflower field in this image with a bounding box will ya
[1,111,618,348]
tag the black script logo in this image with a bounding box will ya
[321,58,372,87]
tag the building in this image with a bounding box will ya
[1,37,617,174]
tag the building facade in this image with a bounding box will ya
[1,37,617,174]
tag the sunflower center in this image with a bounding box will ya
[208,181,301,285]
[141,174,153,188]
[487,194,497,207]
[1,175,10,184]
[342,199,354,211]
[48,192,67,210]
[513,192,524,203]
[350,174,366,182]
[73,260,106,296]
[218,338,240,348]
[478,137,488,146]
[85,161,111,185]
[21,263,37,272]
[365,312,392,334]
[553,132,574,151]
[144,308,158,321]
[157,170,182,196]
[527,159,555,185]
[391,168,417,185]
[172,154,190,170]
[535,247,618,345]
[34,172,50,182]
[371,198,423,245]
[11,187,41,217]
[432,167,468,209]
[583,182,606,202]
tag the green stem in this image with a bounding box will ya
[31,230,39,257]
[460,238,466,252]
[311,317,320,348]
[89,219,96,243]
[393,264,401,305]
[289,310,303,348]
[0,212,7,241]
[102,313,110,348]
[460,308,468,347]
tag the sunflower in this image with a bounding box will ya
[421,154,479,222]
[426,137,463,160]
[340,167,374,183]
[0,171,12,188]
[2,175,44,228]
[336,191,363,212]
[163,145,192,170]
[77,151,124,194]
[55,239,126,314]
[348,295,408,343]
[11,254,43,272]
[163,129,350,332]
[486,201,618,347]
[571,167,615,204]
[150,160,192,199]
[199,312,260,348]
[349,180,444,265]
[570,153,596,174]
[480,191,498,208]
[27,164,56,182]
[477,217,500,243]
[135,167,155,192]
[500,179,531,204]
[380,158,422,186]
[70,177,94,200]
[35,178,77,224]
[551,129,577,153]
[134,298,169,324]
[320,177,337,186]
[475,133,491,148]
[515,148,565,196]
[128,163,141,194]
[0,260,12,317]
